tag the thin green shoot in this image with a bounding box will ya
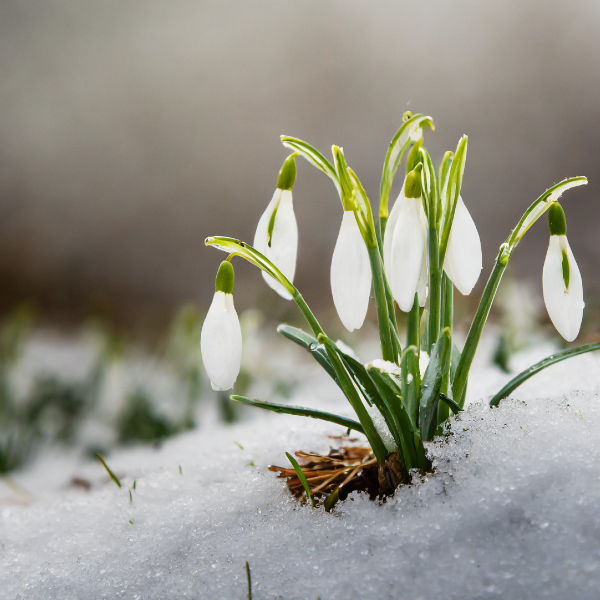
[96,454,121,489]
[286,452,314,508]
[246,561,252,600]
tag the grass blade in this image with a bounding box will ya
[96,454,121,489]
[245,561,252,600]
[231,395,364,433]
[286,452,314,508]
[419,328,452,441]
[489,343,600,406]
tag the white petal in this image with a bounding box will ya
[543,235,584,342]
[330,211,372,332]
[200,292,242,390]
[443,196,482,295]
[254,189,297,300]
[383,186,405,282]
[390,198,428,312]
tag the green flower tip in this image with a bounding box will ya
[215,260,235,294]
[276,153,298,190]
[548,202,567,236]
[402,111,413,122]
[406,138,424,174]
[405,163,423,199]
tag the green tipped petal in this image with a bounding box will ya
[548,202,567,236]
[276,153,298,191]
[215,260,235,294]
[405,163,423,199]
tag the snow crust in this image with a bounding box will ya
[2,338,600,599]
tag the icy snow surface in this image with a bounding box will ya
[2,338,600,600]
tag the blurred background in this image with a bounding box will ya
[0,0,599,481]
[1,0,599,324]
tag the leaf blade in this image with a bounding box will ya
[230,395,365,433]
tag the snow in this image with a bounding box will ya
[2,335,600,600]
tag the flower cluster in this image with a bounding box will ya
[200,111,592,492]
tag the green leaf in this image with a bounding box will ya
[339,352,404,456]
[280,136,341,196]
[286,452,314,508]
[367,365,421,471]
[419,328,452,441]
[439,136,468,265]
[324,486,340,512]
[318,334,388,463]
[231,395,364,433]
[96,453,121,489]
[400,345,420,429]
[439,392,462,415]
[276,324,338,384]
[489,343,600,407]
[380,114,434,219]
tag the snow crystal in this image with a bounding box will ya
[2,339,600,599]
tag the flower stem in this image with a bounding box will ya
[407,294,420,351]
[291,290,325,338]
[368,244,397,364]
[427,225,441,352]
[438,273,453,422]
[452,246,509,406]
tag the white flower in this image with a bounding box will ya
[201,262,242,391]
[330,211,372,332]
[388,192,429,312]
[254,188,298,300]
[543,235,584,342]
[443,195,482,295]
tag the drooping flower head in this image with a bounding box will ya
[330,146,372,332]
[543,202,584,342]
[388,163,429,312]
[200,261,242,391]
[443,193,482,295]
[254,154,299,299]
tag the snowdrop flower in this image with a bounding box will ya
[542,203,584,342]
[387,163,429,312]
[443,195,482,295]
[201,261,242,391]
[254,154,298,299]
[331,210,372,331]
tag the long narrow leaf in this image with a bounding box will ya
[400,346,420,429]
[277,324,339,384]
[367,366,421,470]
[318,334,388,463]
[489,343,600,407]
[419,328,452,441]
[286,452,314,508]
[231,395,364,433]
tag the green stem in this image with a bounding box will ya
[452,247,509,406]
[489,343,600,407]
[438,273,454,422]
[427,226,441,352]
[319,335,388,464]
[407,294,420,351]
[368,244,396,363]
[291,290,325,339]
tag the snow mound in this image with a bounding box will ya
[2,343,600,599]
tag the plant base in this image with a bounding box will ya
[269,439,409,508]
